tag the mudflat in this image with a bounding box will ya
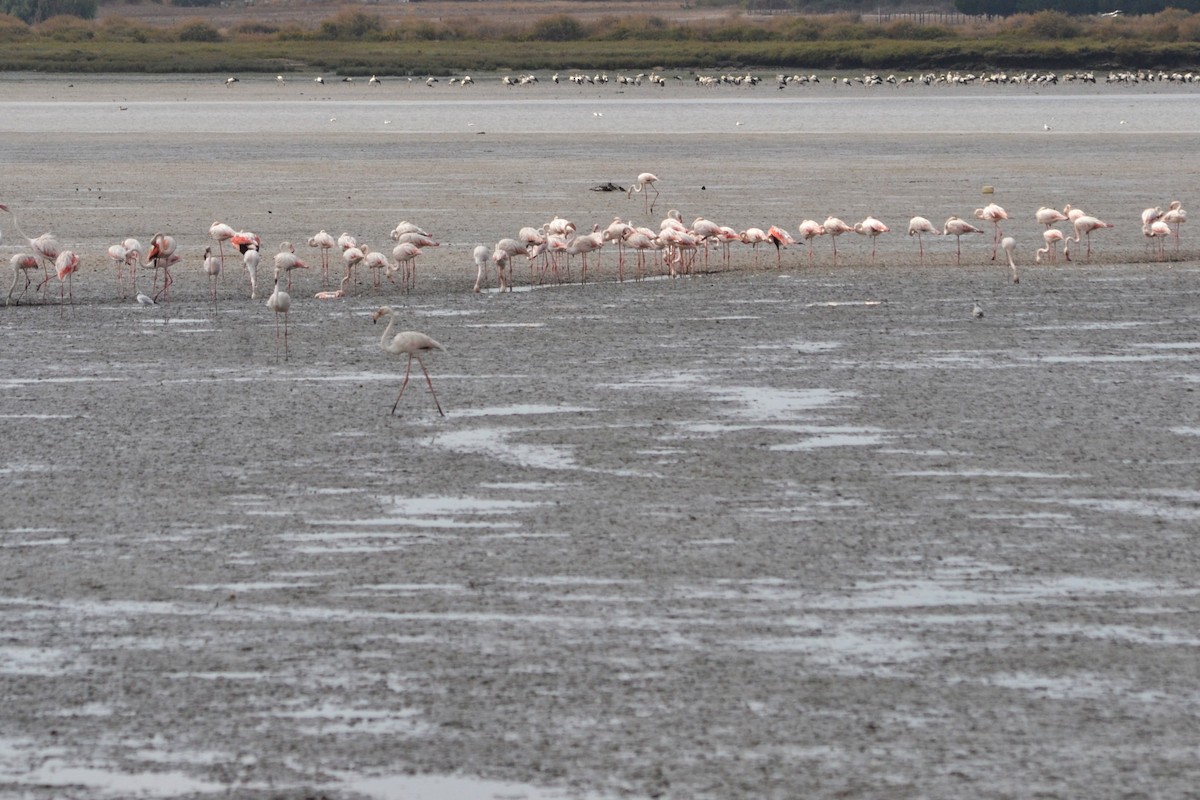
[1,75,1199,799]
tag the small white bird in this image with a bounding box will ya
[972,301,984,319]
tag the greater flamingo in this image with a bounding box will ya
[627,172,660,213]
[203,246,221,303]
[1144,219,1172,260]
[308,230,336,284]
[147,233,177,302]
[907,216,937,265]
[740,227,769,266]
[973,202,1008,259]
[209,221,235,271]
[1162,200,1186,250]
[1036,229,1065,264]
[274,243,308,290]
[1036,206,1070,228]
[54,250,80,315]
[472,244,491,293]
[6,253,39,306]
[371,305,446,416]
[266,269,292,360]
[822,216,853,265]
[107,242,129,298]
[1068,214,1113,260]
[243,244,261,299]
[390,221,430,240]
[942,216,985,265]
[797,220,825,265]
[854,216,889,263]
[390,242,422,291]
[0,203,59,285]
[767,225,795,267]
[1000,236,1019,283]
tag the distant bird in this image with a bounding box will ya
[1036,228,1065,264]
[314,76,325,84]
[974,202,1008,260]
[854,216,889,263]
[225,76,239,87]
[266,269,292,360]
[1000,236,1019,283]
[369,74,381,86]
[943,216,985,265]
[972,301,984,319]
[627,172,660,214]
[371,305,446,416]
[276,75,285,85]
[907,216,938,265]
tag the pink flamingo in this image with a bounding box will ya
[907,216,937,265]
[1068,215,1113,260]
[1036,206,1069,228]
[0,203,60,292]
[146,233,177,302]
[371,305,446,416]
[627,172,660,213]
[1036,229,1065,264]
[1162,200,1186,250]
[1144,219,1172,260]
[265,269,292,360]
[243,244,261,299]
[566,226,604,282]
[942,216,985,265]
[54,250,80,315]
[390,242,422,291]
[389,221,430,240]
[973,202,1008,260]
[308,230,336,284]
[740,227,769,267]
[7,253,40,306]
[854,216,889,263]
[623,230,664,280]
[797,220,825,266]
[274,242,308,290]
[209,221,235,272]
[108,242,130,298]
[203,246,221,304]
[822,216,853,265]
[363,248,390,289]
[767,225,795,267]
[472,244,491,293]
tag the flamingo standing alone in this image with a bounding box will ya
[627,172,660,214]
[371,305,446,416]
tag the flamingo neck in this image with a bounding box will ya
[379,311,397,350]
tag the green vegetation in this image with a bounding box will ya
[2,7,1200,73]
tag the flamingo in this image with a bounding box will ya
[108,243,129,297]
[371,305,446,416]
[973,202,1008,259]
[146,233,177,302]
[203,246,221,303]
[797,220,825,266]
[942,216,985,265]
[907,216,937,265]
[822,216,853,265]
[209,221,235,271]
[314,276,349,300]
[337,231,358,252]
[231,230,260,254]
[363,247,390,289]
[1068,214,1113,260]
[1162,200,1186,250]
[1144,219,1172,260]
[394,232,439,249]
[266,269,292,360]
[54,250,80,315]
[490,248,513,292]
[1000,236,1019,283]
[605,218,636,274]
[627,172,660,213]
[767,225,795,267]
[274,243,308,290]
[1140,206,1163,227]
[390,242,422,291]
[6,253,40,306]
[1036,206,1070,228]
[854,216,889,263]
[308,230,336,284]
[243,244,261,299]
[739,227,769,266]
[472,244,491,293]
[566,226,604,282]
[622,230,664,280]
[1036,229,1065,264]
[390,221,430,240]
[0,204,59,289]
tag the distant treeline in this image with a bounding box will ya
[952,0,1200,14]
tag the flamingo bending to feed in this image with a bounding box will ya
[54,250,80,314]
[243,244,261,299]
[1036,229,1065,264]
[472,244,491,293]
[627,172,660,213]
[1000,236,1019,283]
[907,216,937,265]
[371,305,446,416]
[942,216,985,265]
[7,253,40,306]
[0,203,60,288]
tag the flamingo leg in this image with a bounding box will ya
[391,356,414,414]
[416,356,445,417]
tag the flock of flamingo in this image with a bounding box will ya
[0,180,1190,413]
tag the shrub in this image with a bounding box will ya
[175,18,221,42]
[37,13,93,39]
[1021,10,1080,40]
[0,10,29,39]
[318,9,383,40]
[528,14,585,42]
